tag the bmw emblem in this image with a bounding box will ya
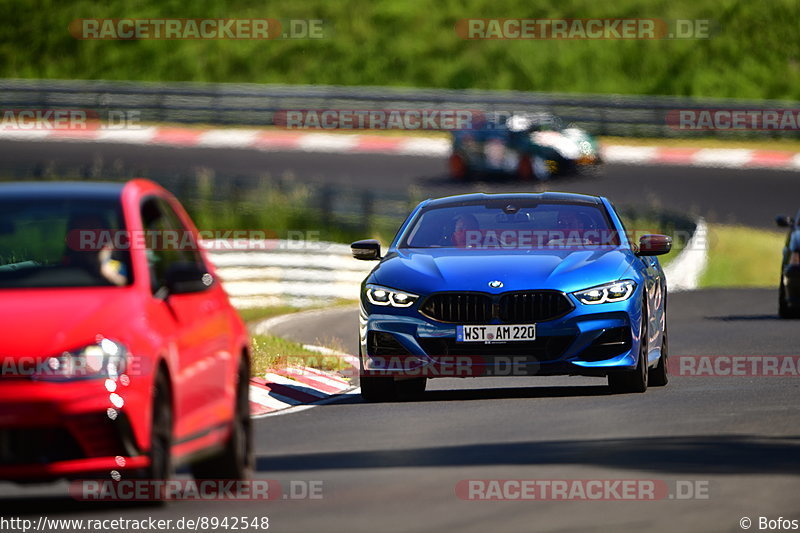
[488,280,503,289]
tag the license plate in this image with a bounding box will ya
[456,324,536,343]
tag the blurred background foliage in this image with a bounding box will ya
[0,0,798,99]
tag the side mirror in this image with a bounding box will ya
[351,239,381,261]
[165,261,213,294]
[636,234,672,256]
[776,215,794,228]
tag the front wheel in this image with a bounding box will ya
[360,375,398,402]
[649,324,669,387]
[396,377,427,399]
[148,371,174,482]
[532,156,552,181]
[608,308,649,394]
[136,370,174,503]
[518,156,551,181]
[779,280,800,318]
[449,154,469,181]
[517,156,534,181]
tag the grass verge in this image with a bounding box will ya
[250,333,351,378]
[699,225,784,288]
[238,305,300,324]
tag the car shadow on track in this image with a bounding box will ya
[256,434,800,475]
[0,495,163,516]
[413,384,614,402]
[330,384,615,406]
[705,314,780,321]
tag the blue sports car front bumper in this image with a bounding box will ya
[359,286,645,378]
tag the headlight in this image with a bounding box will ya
[365,284,419,308]
[34,338,127,381]
[573,280,636,305]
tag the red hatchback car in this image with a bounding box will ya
[0,179,252,484]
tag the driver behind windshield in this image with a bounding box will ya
[451,213,480,247]
[62,212,128,286]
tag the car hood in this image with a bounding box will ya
[371,247,637,295]
[0,287,142,358]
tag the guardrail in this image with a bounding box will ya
[205,240,371,309]
[2,78,799,138]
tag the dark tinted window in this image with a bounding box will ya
[0,196,131,288]
[401,202,619,249]
[141,196,205,293]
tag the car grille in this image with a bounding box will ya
[0,413,136,466]
[418,335,574,362]
[420,293,493,324]
[499,291,574,322]
[0,427,84,465]
[68,413,135,458]
[420,291,573,323]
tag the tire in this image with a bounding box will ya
[191,357,253,480]
[359,375,398,402]
[517,156,534,181]
[532,156,552,181]
[608,307,649,394]
[649,322,669,387]
[358,343,399,402]
[138,371,173,504]
[396,378,427,399]
[449,154,469,181]
[778,280,800,318]
[148,371,174,482]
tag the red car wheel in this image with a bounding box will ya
[449,154,468,181]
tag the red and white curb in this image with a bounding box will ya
[247,310,360,417]
[602,145,800,170]
[249,363,357,418]
[0,128,450,157]
[1,127,798,170]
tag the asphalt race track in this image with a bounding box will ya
[0,140,799,532]
[0,138,797,227]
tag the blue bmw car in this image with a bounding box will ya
[351,192,672,401]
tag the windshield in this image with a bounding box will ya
[400,201,620,249]
[0,196,132,288]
